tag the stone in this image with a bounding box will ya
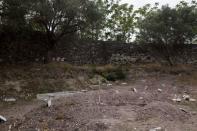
[121,82,127,85]
[4,98,16,102]
[131,88,137,93]
[61,58,65,62]
[149,127,162,131]
[56,57,61,62]
[172,98,181,102]
[107,83,112,86]
[47,99,52,107]
[139,97,143,100]
[183,95,190,101]
[179,108,187,113]
[157,89,162,92]
[115,90,120,94]
[189,98,196,102]
[81,90,88,92]
[52,57,56,61]
[0,115,7,123]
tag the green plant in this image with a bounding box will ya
[101,66,126,81]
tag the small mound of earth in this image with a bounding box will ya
[137,101,189,121]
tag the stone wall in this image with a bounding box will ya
[52,40,146,64]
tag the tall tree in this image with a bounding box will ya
[29,0,101,62]
[104,0,136,42]
[136,1,197,65]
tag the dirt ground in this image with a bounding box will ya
[1,65,197,131]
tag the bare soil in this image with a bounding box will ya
[1,65,197,131]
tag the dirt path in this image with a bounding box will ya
[1,74,197,131]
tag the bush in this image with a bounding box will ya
[91,65,127,81]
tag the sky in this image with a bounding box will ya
[121,0,193,9]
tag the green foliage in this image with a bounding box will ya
[91,65,127,81]
[137,1,197,45]
[102,68,126,81]
[103,0,136,42]
[136,1,197,65]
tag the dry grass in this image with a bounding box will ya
[0,63,129,99]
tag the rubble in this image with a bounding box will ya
[131,88,137,93]
[149,127,162,131]
[4,98,16,102]
[0,115,7,123]
[189,98,196,102]
[157,89,162,92]
[172,98,182,102]
[183,95,190,101]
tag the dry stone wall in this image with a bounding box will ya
[52,41,147,64]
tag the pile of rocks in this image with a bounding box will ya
[110,54,154,65]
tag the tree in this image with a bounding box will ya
[136,1,197,65]
[79,0,106,40]
[29,0,101,62]
[104,0,136,42]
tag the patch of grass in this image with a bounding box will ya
[90,65,127,81]
[141,63,195,75]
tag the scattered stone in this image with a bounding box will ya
[183,95,190,101]
[47,98,52,107]
[179,108,188,113]
[149,127,162,131]
[0,115,7,123]
[52,57,56,61]
[145,86,148,90]
[81,90,88,93]
[161,84,166,87]
[157,89,162,92]
[61,58,65,62]
[189,98,196,102]
[121,82,127,85]
[56,57,61,62]
[172,98,182,102]
[4,98,16,102]
[8,124,12,131]
[35,58,39,62]
[107,83,112,86]
[131,88,137,93]
[115,90,120,94]
[139,97,143,100]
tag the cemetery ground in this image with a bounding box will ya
[0,63,197,131]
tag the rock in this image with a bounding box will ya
[131,88,137,93]
[4,98,16,102]
[139,97,143,100]
[157,89,162,92]
[52,57,56,61]
[183,95,190,101]
[61,58,65,62]
[189,98,196,102]
[107,83,112,86]
[121,82,127,85]
[145,86,148,90]
[172,98,181,102]
[161,84,166,87]
[47,98,52,107]
[179,108,188,113]
[0,115,7,123]
[81,90,88,92]
[149,127,162,131]
[8,125,12,131]
[115,90,120,94]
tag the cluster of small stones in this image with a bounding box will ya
[110,54,154,65]
[35,57,65,62]
[52,57,65,62]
